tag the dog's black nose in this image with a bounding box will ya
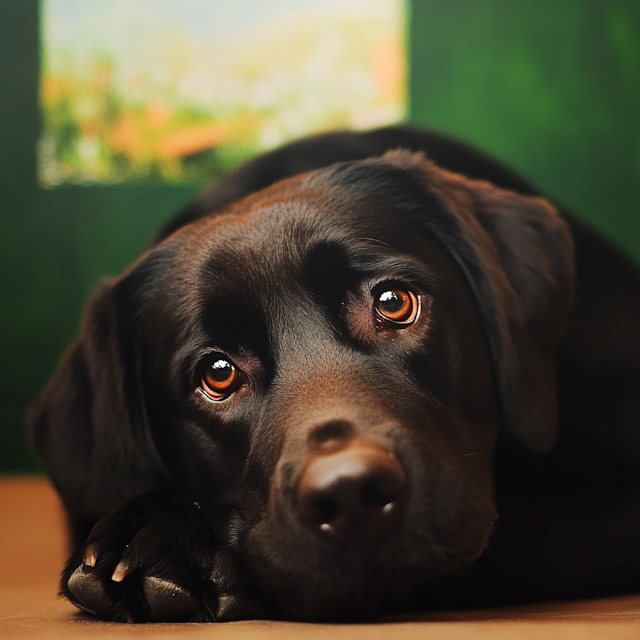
[295,440,406,544]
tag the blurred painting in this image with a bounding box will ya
[39,0,407,185]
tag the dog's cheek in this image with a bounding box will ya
[151,412,243,504]
[404,409,498,533]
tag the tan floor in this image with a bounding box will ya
[1,477,639,639]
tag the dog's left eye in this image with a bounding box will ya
[374,288,420,327]
[200,356,240,401]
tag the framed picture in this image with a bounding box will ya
[40,0,407,185]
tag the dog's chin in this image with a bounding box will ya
[267,567,427,621]
[246,543,483,621]
[243,509,495,620]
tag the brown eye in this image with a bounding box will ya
[375,288,420,326]
[201,356,240,401]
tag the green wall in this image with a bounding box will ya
[1,0,639,472]
[0,1,199,472]
[409,0,640,257]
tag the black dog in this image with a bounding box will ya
[29,126,640,623]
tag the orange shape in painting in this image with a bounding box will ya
[156,122,232,159]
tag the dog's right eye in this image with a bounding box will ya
[199,356,240,401]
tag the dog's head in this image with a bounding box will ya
[30,150,574,618]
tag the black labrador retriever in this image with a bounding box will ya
[29,126,640,623]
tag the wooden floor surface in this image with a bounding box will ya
[1,476,639,639]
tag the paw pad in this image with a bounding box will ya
[143,576,198,621]
[67,565,115,616]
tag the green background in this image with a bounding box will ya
[1,0,639,472]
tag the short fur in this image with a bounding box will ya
[30,126,640,622]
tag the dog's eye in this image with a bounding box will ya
[374,288,420,327]
[200,356,240,401]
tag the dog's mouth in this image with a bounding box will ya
[251,542,437,620]
[241,439,496,620]
[244,505,494,620]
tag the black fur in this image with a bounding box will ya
[30,126,640,622]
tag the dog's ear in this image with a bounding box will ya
[382,151,575,453]
[29,276,169,521]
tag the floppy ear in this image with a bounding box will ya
[29,277,169,522]
[383,151,575,453]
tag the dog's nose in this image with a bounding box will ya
[295,440,406,545]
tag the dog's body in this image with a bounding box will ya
[30,126,640,622]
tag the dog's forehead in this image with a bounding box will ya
[169,190,426,294]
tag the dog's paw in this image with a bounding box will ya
[62,493,262,622]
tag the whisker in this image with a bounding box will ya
[362,236,392,248]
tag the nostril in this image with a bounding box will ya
[361,480,397,511]
[304,482,398,528]
[307,496,341,529]
[295,440,406,543]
